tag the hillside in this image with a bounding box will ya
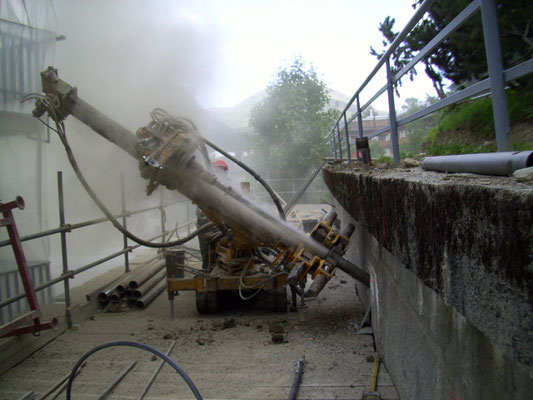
[208,88,355,131]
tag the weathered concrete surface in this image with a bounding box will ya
[323,162,533,399]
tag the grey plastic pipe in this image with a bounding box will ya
[421,151,533,176]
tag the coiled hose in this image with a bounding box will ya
[66,341,202,400]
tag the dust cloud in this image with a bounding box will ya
[45,1,224,284]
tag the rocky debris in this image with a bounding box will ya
[209,317,237,331]
[163,333,173,340]
[268,323,284,334]
[196,338,206,345]
[106,300,129,313]
[271,333,284,344]
[402,158,421,168]
[222,317,236,329]
[513,166,533,182]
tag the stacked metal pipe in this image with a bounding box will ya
[98,257,166,310]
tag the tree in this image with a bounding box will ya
[371,0,533,98]
[249,58,338,179]
[399,97,431,156]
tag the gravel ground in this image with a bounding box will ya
[0,267,399,399]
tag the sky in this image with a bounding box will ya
[52,0,438,117]
[205,0,437,109]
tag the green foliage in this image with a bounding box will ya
[425,142,495,156]
[369,138,385,158]
[248,58,338,179]
[425,88,533,155]
[435,97,496,139]
[399,97,433,157]
[507,89,533,122]
[371,0,533,98]
[374,155,393,163]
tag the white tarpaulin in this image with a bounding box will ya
[1,0,57,113]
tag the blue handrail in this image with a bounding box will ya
[326,0,533,162]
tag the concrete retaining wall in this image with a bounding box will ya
[323,163,533,399]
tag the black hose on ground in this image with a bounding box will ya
[202,138,286,221]
[65,341,202,400]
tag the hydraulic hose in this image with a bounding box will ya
[61,135,213,248]
[33,99,212,248]
[65,341,202,400]
[203,138,286,221]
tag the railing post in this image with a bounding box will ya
[159,190,166,245]
[480,0,512,151]
[57,171,72,329]
[336,123,343,161]
[120,173,130,273]
[343,113,352,162]
[356,95,364,138]
[386,57,401,163]
[332,135,338,160]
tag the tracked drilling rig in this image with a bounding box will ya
[32,67,370,314]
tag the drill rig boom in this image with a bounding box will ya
[33,67,370,305]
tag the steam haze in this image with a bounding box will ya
[52,0,223,210]
[42,1,224,284]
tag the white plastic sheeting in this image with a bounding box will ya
[0,0,57,113]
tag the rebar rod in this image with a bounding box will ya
[97,361,137,400]
[38,362,87,400]
[48,362,87,400]
[136,341,177,400]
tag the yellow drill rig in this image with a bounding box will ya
[32,67,370,314]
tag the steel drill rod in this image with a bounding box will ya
[98,287,118,303]
[116,256,163,292]
[136,280,166,309]
[134,270,166,298]
[0,233,165,309]
[128,259,166,289]
[97,361,137,400]
[109,291,121,302]
[136,340,177,400]
[56,79,371,287]
[67,95,138,158]
[115,254,164,293]
[288,355,305,400]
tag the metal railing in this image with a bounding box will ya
[0,262,52,325]
[326,0,533,163]
[0,171,194,329]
